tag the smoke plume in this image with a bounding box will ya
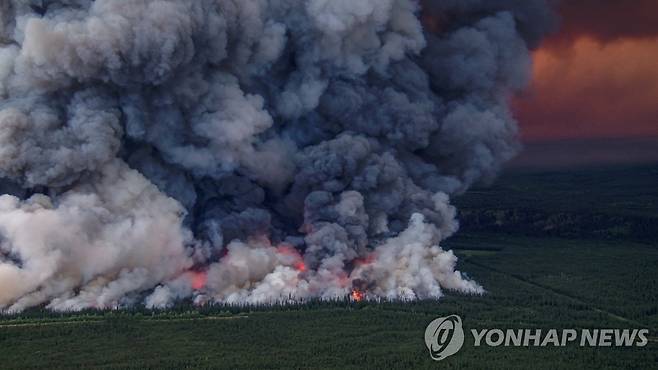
[0,0,554,311]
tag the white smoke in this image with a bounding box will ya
[0,0,554,311]
[0,160,194,312]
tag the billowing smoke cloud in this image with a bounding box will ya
[0,0,554,311]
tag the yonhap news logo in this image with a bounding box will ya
[425,314,650,361]
[424,315,465,361]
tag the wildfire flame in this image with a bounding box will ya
[353,253,376,267]
[295,261,307,272]
[277,244,306,273]
[351,288,365,302]
[191,271,208,290]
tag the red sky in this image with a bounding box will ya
[513,0,658,142]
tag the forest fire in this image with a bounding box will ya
[351,289,365,302]
[295,261,307,272]
[191,271,208,290]
[277,244,306,273]
[353,253,376,267]
[0,0,545,312]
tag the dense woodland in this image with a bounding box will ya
[456,165,658,242]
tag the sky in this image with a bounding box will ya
[513,0,658,142]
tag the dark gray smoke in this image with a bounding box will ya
[0,0,555,311]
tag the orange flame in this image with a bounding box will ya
[191,271,207,290]
[295,261,307,272]
[277,244,306,273]
[353,253,376,267]
[351,288,365,302]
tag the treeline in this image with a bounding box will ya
[0,297,444,322]
[458,208,658,243]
